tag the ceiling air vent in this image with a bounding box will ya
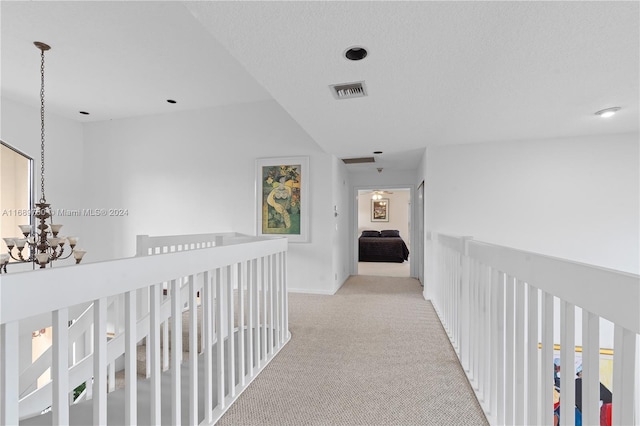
[342,157,375,164]
[330,81,367,100]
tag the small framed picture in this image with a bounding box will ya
[371,198,389,222]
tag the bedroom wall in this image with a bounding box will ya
[423,133,639,278]
[81,99,336,294]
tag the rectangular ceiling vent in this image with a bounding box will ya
[342,157,375,164]
[330,81,367,100]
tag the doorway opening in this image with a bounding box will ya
[356,187,411,277]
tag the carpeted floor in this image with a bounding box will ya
[217,275,489,426]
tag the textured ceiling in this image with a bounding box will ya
[2,1,638,172]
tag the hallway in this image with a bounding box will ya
[217,275,488,425]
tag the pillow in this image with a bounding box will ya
[380,230,400,237]
[361,230,380,237]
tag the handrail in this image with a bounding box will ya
[1,233,290,425]
[430,232,639,426]
[1,236,284,324]
[467,240,639,334]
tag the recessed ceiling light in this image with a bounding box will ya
[79,111,89,115]
[594,107,621,118]
[373,151,383,154]
[167,99,177,104]
[344,46,368,61]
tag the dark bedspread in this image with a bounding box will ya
[358,237,409,263]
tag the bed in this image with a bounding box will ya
[358,230,410,263]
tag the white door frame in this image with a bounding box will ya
[351,184,416,277]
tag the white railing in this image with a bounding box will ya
[0,232,289,425]
[431,233,639,426]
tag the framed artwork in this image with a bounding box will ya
[371,198,389,222]
[256,156,309,242]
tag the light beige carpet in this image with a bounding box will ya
[217,275,488,426]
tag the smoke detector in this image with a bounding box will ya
[330,81,367,100]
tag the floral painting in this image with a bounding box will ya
[256,157,309,242]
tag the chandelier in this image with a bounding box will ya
[0,42,86,273]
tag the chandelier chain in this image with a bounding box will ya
[39,46,46,203]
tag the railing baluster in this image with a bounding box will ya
[189,275,198,425]
[238,262,246,386]
[125,290,137,425]
[496,271,505,425]
[254,257,262,369]
[272,254,280,349]
[612,324,636,425]
[149,284,161,425]
[93,296,108,425]
[171,278,182,425]
[514,279,525,425]
[526,284,538,426]
[261,256,267,362]
[560,300,575,426]
[581,309,599,426]
[203,270,214,423]
[460,244,470,373]
[505,274,515,426]
[283,252,289,342]
[52,307,69,425]
[469,258,476,384]
[489,268,499,421]
[226,264,235,398]
[483,264,492,404]
[541,291,554,426]
[247,259,255,378]
[140,285,151,379]
[215,268,225,410]
[1,321,19,425]
[476,262,485,400]
[162,318,169,372]
[269,255,275,356]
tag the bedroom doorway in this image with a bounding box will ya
[356,187,412,277]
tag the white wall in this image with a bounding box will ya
[424,133,639,274]
[331,156,351,292]
[357,190,411,246]
[81,99,337,293]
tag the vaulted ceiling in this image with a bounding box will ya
[2,1,638,172]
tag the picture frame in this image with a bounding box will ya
[256,156,309,243]
[371,198,389,222]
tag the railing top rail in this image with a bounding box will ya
[437,233,471,252]
[137,232,241,246]
[1,236,287,324]
[467,239,640,334]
